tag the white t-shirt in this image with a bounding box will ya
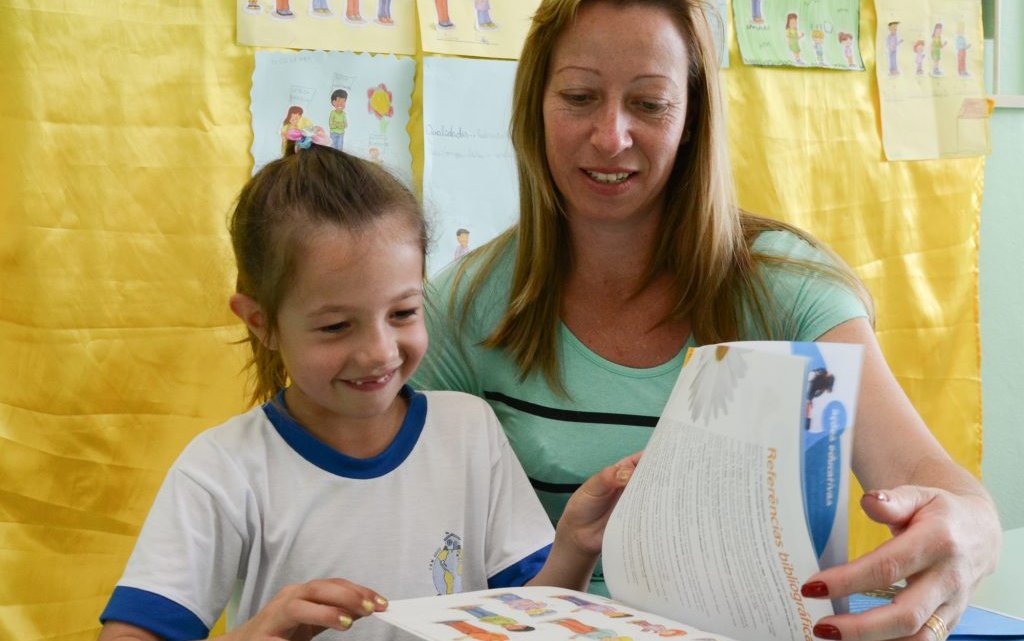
[101,387,555,641]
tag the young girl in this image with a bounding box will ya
[97,138,637,641]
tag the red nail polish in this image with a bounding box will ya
[801,581,829,598]
[813,623,842,640]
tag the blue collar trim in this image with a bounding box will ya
[262,385,427,479]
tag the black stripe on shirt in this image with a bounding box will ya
[483,391,660,427]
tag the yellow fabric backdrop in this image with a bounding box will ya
[0,1,981,639]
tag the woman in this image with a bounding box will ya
[413,1,1000,639]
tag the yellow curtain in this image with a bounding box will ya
[0,2,980,639]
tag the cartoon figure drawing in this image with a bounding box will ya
[956,22,971,76]
[452,605,535,632]
[454,228,471,260]
[309,0,332,16]
[785,13,804,64]
[244,0,262,13]
[552,595,631,618]
[931,22,947,76]
[342,0,364,22]
[438,620,509,641]
[804,367,835,432]
[838,32,855,67]
[886,21,903,75]
[913,39,926,75]
[488,593,556,617]
[272,0,293,18]
[749,0,764,26]
[434,0,496,31]
[368,146,384,165]
[329,89,348,151]
[811,26,826,64]
[627,620,688,637]
[376,0,393,25]
[431,532,464,595]
[550,617,632,640]
[280,106,311,155]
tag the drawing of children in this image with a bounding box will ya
[750,0,764,26]
[785,13,804,64]
[931,22,947,76]
[475,0,497,30]
[376,0,393,25]
[244,0,262,14]
[956,22,971,77]
[279,106,311,155]
[344,0,364,23]
[329,89,348,151]
[434,0,454,29]
[454,228,471,260]
[272,0,293,18]
[838,32,855,67]
[914,40,926,75]
[811,26,825,65]
[886,21,903,75]
[309,0,331,16]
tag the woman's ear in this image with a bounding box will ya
[229,293,276,349]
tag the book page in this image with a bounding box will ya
[603,342,862,641]
[378,586,741,641]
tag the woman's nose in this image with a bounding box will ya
[590,104,632,156]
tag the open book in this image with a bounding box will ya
[380,342,864,641]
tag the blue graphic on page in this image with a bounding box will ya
[791,342,848,560]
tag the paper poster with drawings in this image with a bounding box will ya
[708,0,730,68]
[249,50,414,183]
[874,0,990,161]
[416,0,540,59]
[237,0,416,55]
[733,0,864,70]
[422,56,518,277]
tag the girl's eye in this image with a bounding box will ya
[393,307,419,321]
[320,321,350,333]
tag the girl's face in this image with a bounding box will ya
[273,215,427,446]
[542,2,689,231]
[289,111,301,124]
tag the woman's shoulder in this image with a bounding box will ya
[751,228,826,261]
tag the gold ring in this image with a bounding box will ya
[923,613,949,641]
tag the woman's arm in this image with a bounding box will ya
[802,317,1001,641]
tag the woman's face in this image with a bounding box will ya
[542,2,689,229]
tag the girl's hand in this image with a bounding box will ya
[800,486,1000,641]
[228,579,388,641]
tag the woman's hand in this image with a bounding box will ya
[801,485,1000,641]
[227,579,388,641]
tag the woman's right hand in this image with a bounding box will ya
[228,579,388,641]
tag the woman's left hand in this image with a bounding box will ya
[800,484,1001,641]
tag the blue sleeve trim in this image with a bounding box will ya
[100,586,209,641]
[487,544,552,588]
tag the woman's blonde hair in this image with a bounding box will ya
[450,0,871,391]
[229,145,425,405]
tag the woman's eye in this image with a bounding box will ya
[561,92,592,105]
[636,100,668,114]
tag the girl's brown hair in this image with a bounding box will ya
[229,145,425,405]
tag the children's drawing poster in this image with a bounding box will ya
[874,0,989,160]
[422,56,518,276]
[416,0,540,59]
[733,0,864,70]
[250,51,415,182]
[709,0,730,68]
[238,0,416,55]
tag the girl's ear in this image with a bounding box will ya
[229,293,276,349]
